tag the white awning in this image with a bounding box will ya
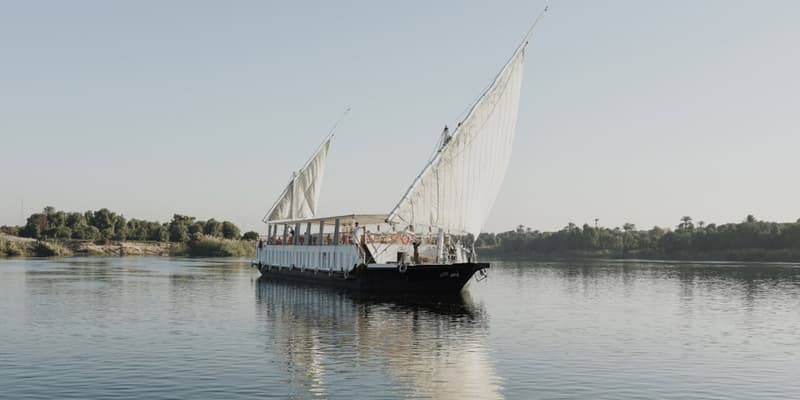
[266,213,388,226]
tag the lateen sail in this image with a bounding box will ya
[263,136,332,222]
[386,45,526,236]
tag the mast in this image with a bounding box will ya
[288,174,295,219]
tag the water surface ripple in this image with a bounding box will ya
[1,258,798,399]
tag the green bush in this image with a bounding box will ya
[0,226,20,236]
[241,231,259,241]
[221,221,240,240]
[1,238,24,257]
[30,241,71,257]
[184,236,253,257]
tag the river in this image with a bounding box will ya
[1,258,798,399]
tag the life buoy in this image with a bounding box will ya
[401,234,411,245]
[398,264,408,273]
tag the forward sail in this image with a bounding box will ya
[263,136,332,222]
[386,45,526,236]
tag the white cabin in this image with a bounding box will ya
[254,214,469,273]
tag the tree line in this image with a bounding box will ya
[1,207,259,243]
[476,215,800,260]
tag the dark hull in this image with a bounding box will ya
[253,262,489,293]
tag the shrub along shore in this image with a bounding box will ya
[1,207,257,258]
[475,215,800,263]
[4,209,800,262]
[0,234,255,258]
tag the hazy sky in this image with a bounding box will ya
[2,0,798,234]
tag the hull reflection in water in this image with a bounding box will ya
[254,278,502,399]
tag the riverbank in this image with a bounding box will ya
[0,234,254,258]
[477,246,800,263]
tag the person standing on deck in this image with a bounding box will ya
[440,125,451,149]
[353,222,363,245]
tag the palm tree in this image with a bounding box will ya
[679,216,693,230]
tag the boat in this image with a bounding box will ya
[253,17,541,292]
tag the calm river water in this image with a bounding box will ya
[1,257,799,399]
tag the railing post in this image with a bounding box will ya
[282,224,288,245]
[333,218,340,246]
[437,228,445,263]
[305,222,311,246]
[294,223,301,246]
[318,220,324,246]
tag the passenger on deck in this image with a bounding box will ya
[353,222,363,245]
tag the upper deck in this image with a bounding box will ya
[259,213,471,269]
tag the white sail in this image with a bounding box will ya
[386,45,526,236]
[263,136,331,222]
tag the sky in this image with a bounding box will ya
[1,0,799,234]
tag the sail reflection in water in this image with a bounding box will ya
[254,279,502,399]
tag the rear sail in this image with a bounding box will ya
[386,45,527,236]
[263,135,332,222]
